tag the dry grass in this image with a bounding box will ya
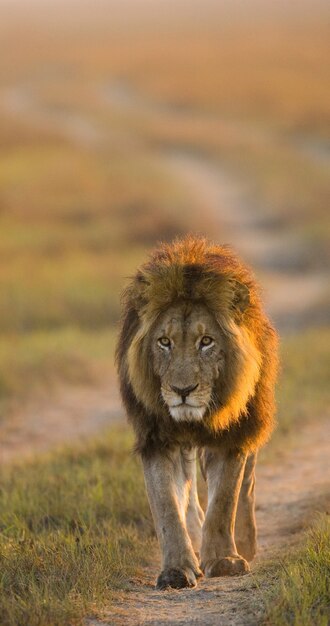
[1,2,329,129]
[0,428,154,626]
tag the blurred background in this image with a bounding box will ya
[0,0,329,459]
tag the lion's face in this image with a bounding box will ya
[151,302,225,422]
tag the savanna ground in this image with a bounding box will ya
[0,1,329,624]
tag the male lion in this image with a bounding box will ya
[116,236,278,589]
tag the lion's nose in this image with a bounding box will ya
[170,383,199,400]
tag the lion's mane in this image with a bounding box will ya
[116,236,278,456]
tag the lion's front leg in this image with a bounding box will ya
[200,447,250,578]
[142,448,202,590]
[235,452,257,562]
[181,447,204,556]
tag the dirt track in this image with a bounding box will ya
[87,418,329,626]
[0,379,123,464]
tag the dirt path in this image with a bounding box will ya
[86,417,329,626]
[162,150,328,332]
[1,80,329,623]
[0,378,123,464]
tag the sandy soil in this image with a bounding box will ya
[0,378,123,464]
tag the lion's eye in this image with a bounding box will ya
[158,336,171,349]
[200,336,214,350]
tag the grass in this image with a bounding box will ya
[261,514,330,626]
[0,428,154,626]
[265,327,330,457]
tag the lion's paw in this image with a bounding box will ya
[204,556,250,578]
[156,567,201,590]
[235,537,257,562]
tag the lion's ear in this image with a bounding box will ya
[135,272,149,289]
[232,281,250,313]
[130,272,150,311]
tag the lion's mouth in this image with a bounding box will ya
[168,403,206,422]
[174,402,204,409]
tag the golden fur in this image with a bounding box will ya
[116,236,278,456]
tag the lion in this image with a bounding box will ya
[116,236,278,589]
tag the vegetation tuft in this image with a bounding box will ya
[262,515,330,626]
[0,429,153,626]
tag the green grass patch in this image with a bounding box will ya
[259,326,330,461]
[259,327,330,462]
[0,428,154,626]
[261,514,330,626]
[0,328,116,412]
[275,327,330,441]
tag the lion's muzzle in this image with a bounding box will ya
[161,385,209,422]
